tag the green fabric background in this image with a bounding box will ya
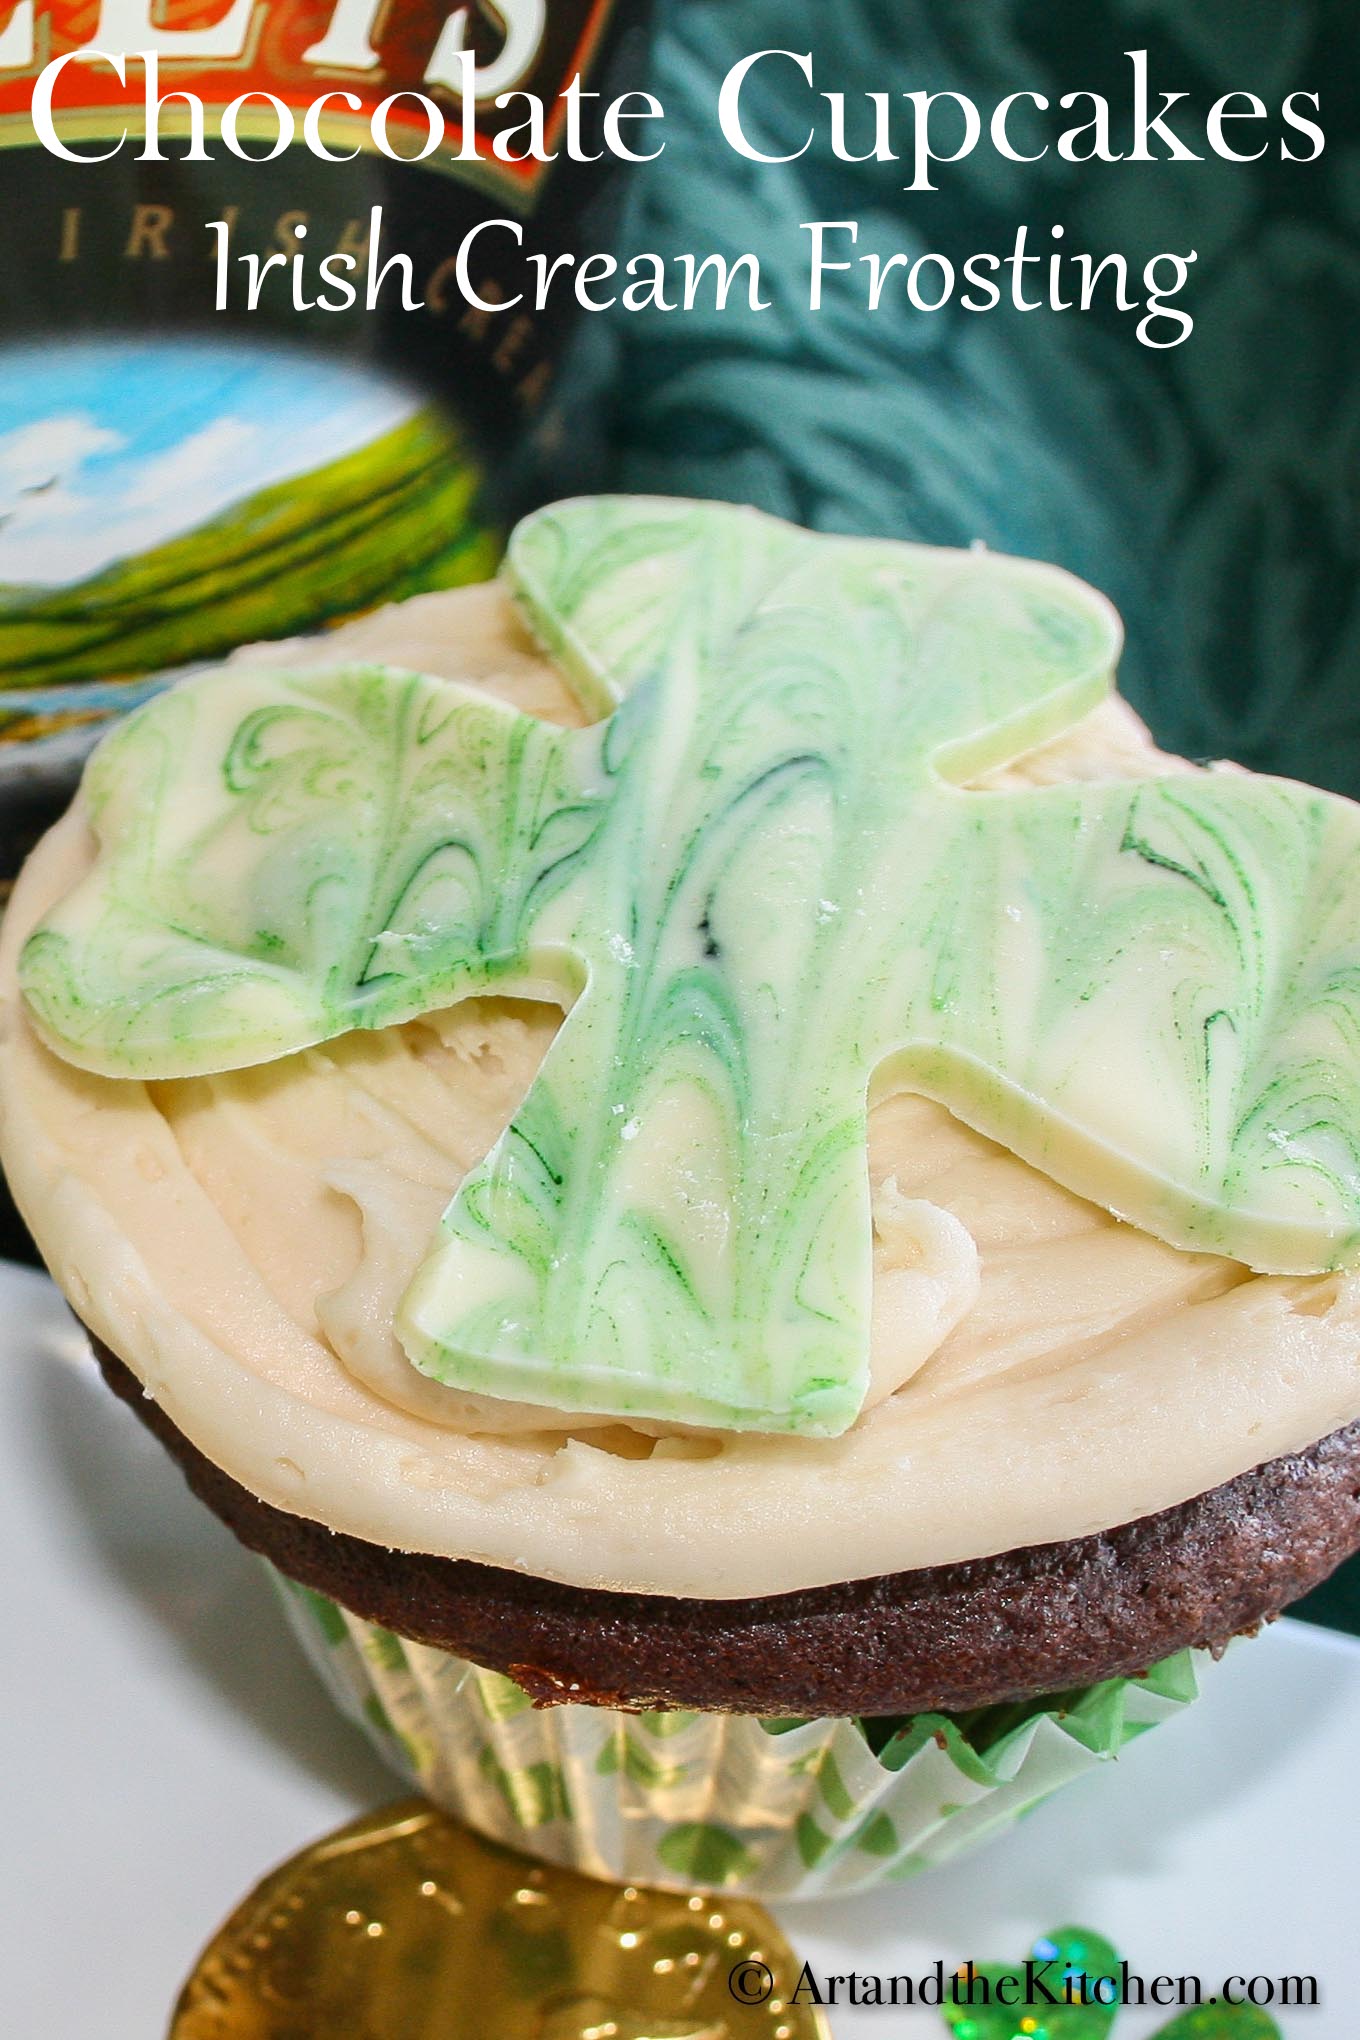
[587,0,1360,1634]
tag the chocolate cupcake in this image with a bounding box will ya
[4,497,1360,1896]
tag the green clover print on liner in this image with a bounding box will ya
[940,1927,1281,2038]
[20,497,1360,1434]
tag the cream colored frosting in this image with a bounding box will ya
[2,582,1359,1599]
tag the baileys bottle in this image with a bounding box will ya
[0,0,650,863]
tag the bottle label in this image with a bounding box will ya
[0,0,643,862]
[0,1,616,206]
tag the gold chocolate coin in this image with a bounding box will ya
[169,1798,830,2039]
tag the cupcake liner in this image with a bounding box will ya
[274,1568,1208,1899]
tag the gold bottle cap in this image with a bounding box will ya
[169,1798,831,2039]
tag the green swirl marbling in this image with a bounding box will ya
[20,498,1360,1434]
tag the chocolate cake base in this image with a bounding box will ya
[95,1339,1360,1718]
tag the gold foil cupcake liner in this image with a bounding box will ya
[274,1570,1206,1898]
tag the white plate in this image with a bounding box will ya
[2,1257,1356,2039]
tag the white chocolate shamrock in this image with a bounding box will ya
[21,499,1360,1434]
